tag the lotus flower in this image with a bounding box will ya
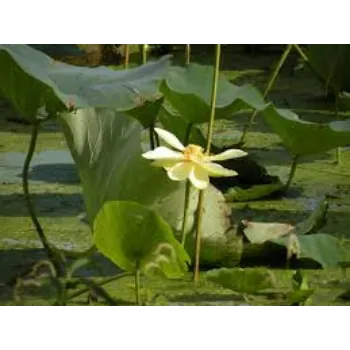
[142,128,247,190]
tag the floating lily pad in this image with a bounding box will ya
[205,267,276,294]
[224,181,284,202]
[240,198,342,268]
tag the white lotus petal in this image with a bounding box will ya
[207,149,247,162]
[151,159,182,169]
[142,147,184,161]
[189,164,210,190]
[199,162,238,178]
[167,162,193,181]
[154,128,185,151]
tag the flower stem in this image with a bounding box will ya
[23,121,63,276]
[149,123,155,150]
[240,44,293,144]
[205,45,221,155]
[181,181,191,246]
[180,123,193,246]
[285,154,300,193]
[143,45,155,150]
[135,261,141,305]
[124,44,130,69]
[185,44,191,66]
[194,44,221,283]
[142,44,147,65]
[155,132,160,147]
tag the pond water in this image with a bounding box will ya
[0,150,78,185]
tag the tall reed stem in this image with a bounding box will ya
[193,44,221,282]
[135,261,141,305]
[335,97,342,165]
[240,44,293,144]
[285,154,300,192]
[124,44,130,69]
[185,44,191,66]
[142,44,147,65]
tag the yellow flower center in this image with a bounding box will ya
[183,144,205,162]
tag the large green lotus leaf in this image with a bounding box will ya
[261,104,350,156]
[59,109,240,265]
[307,44,350,94]
[0,45,67,120]
[0,44,170,121]
[93,201,190,278]
[161,63,266,124]
[126,97,164,128]
[28,44,85,58]
[158,100,207,148]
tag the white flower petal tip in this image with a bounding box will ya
[154,128,185,151]
[199,162,238,177]
[142,147,184,160]
[208,149,248,162]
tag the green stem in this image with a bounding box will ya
[193,191,205,282]
[23,122,63,276]
[135,262,141,305]
[142,44,147,65]
[155,132,160,147]
[185,44,191,66]
[335,97,342,165]
[180,123,193,246]
[240,44,293,144]
[285,155,300,192]
[293,44,308,62]
[149,124,155,150]
[181,181,191,246]
[184,123,193,145]
[124,44,130,69]
[194,44,221,283]
[66,273,133,301]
